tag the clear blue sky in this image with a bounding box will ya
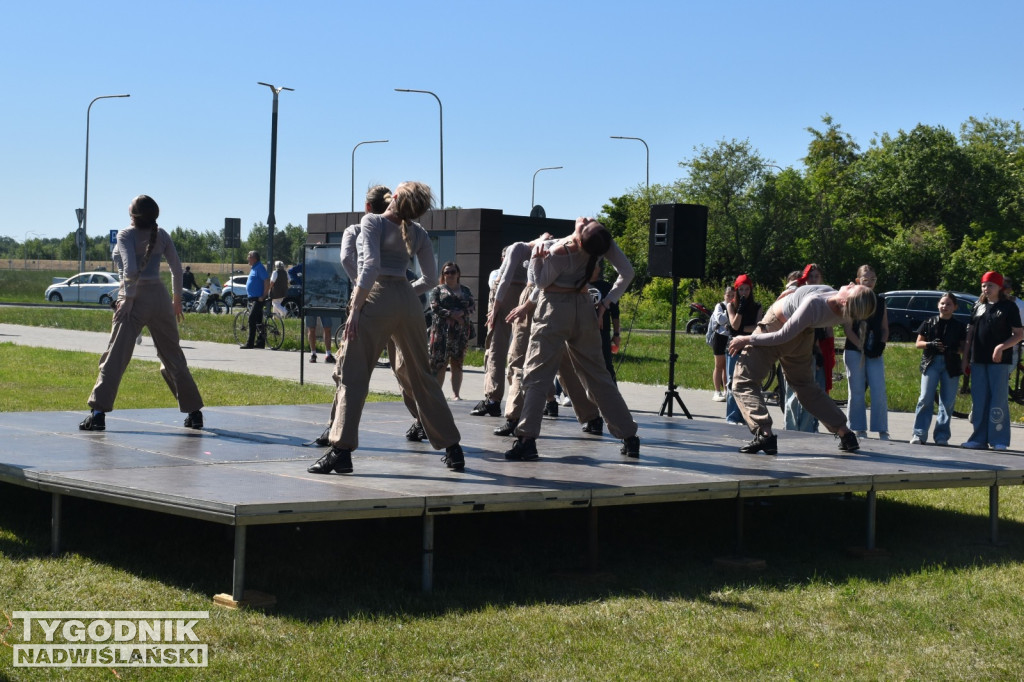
[2,0,1021,244]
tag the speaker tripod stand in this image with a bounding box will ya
[659,276,692,418]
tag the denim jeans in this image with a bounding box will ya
[912,356,961,444]
[967,362,1012,448]
[725,350,743,423]
[845,349,888,433]
[785,358,826,432]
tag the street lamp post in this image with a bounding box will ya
[351,140,388,211]
[80,93,130,274]
[531,166,563,210]
[394,88,443,208]
[610,135,649,191]
[258,82,294,268]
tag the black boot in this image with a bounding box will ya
[405,421,426,442]
[79,411,105,431]
[442,443,465,472]
[739,430,778,455]
[505,437,539,461]
[493,418,516,437]
[581,417,604,435]
[308,447,353,474]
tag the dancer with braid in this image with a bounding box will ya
[80,195,204,431]
[308,181,465,475]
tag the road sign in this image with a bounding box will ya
[109,229,118,245]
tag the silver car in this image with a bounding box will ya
[44,271,121,304]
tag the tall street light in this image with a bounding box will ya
[531,166,563,210]
[258,82,294,268]
[610,135,649,191]
[351,139,388,211]
[80,93,130,274]
[394,88,443,208]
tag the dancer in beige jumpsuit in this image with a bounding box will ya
[494,239,603,438]
[308,181,464,474]
[80,195,204,431]
[505,218,638,461]
[728,283,876,455]
[470,244,525,417]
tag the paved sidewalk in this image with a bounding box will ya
[0,322,982,445]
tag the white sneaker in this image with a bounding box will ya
[855,431,867,439]
[909,435,922,445]
[557,395,573,407]
[711,391,725,402]
[994,444,1008,451]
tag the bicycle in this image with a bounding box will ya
[331,310,391,368]
[233,300,285,350]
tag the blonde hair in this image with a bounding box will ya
[845,286,877,322]
[390,181,434,256]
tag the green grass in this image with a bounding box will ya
[4,327,1024,677]
[0,343,340,412]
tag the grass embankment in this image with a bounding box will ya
[3,337,1024,677]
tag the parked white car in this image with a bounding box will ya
[223,275,249,308]
[45,271,120,304]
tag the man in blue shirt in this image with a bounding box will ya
[241,250,270,349]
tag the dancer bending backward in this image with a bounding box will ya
[728,283,876,455]
[81,195,204,431]
[494,237,603,439]
[505,218,639,461]
[308,182,465,474]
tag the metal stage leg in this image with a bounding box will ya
[422,515,434,594]
[735,496,744,555]
[51,493,62,556]
[589,507,599,571]
[990,485,1000,545]
[232,526,247,603]
[865,490,877,551]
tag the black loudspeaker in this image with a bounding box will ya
[647,203,708,278]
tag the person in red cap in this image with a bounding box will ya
[725,274,762,424]
[960,270,1023,451]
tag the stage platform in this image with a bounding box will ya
[2,403,1023,603]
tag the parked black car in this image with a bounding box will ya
[881,290,978,342]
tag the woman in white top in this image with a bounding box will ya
[308,182,464,475]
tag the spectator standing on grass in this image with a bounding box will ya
[843,265,890,440]
[240,250,270,349]
[911,292,967,445]
[182,265,197,292]
[80,195,204,432]
[305,315,336,364]
[1001,276,1024,368]
[961,271,1023,451]
[269,260,289,320]
[429,261,475,401]
[726,274,762,424]
[709,285,733,402]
